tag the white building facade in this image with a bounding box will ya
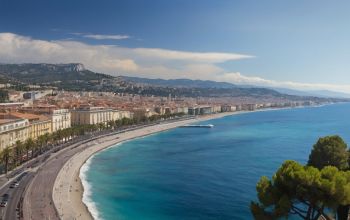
[51,109,71,132]
[0,118,30,150]
[71,107,131,125]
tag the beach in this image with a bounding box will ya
[52,112,239,220]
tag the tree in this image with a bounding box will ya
[251,160,350,220]
[308,135,350,220]
[24,138,35,160]
[0,147,12,174]
[308,135,349,170]
[97,123,105,131]
[37,135,46,154]
[107,120,115,129]
[13,140,24,166]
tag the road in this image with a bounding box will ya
[0,171,34,220]
[22,140,96,220]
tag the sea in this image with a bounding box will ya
[80,103,350,220]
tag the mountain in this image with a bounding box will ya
[121,76,237,88]
[306,90,350,99]
[273,88,350,99]
[0,63,348,102]
[0,63,112,84]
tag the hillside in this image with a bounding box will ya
[0,63,112,84]
[122,76,237,88]
[0,63,348,103]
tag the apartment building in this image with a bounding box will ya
[0,117,29,150]
[211,105,222,113]
[10,112,52,140]
[71,106,130,125]
[221,105,237,112]
[51,109,71,132]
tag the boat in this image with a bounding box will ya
[180,124,214,128]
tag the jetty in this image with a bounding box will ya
[180,124,214,128]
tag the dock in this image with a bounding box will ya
[180,124,214,128]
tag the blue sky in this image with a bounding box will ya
[1,0,350,93]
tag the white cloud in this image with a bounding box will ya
[0,33,251,76]
[0,32,349,94]
[82,34,130,40]
[217,72,350,94]
[133,48,253,63]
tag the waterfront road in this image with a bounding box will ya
[22,139,100,220]
[0,171,34,220]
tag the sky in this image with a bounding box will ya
[1,0,350,93]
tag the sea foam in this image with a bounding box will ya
[80,155,102,220]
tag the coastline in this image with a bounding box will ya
[52,106,320,220]
[52,111,239,220]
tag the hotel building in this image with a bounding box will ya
[51,109,71,132]
[71,106,131,125]
[10,112,52,140]
[0,116,30,150]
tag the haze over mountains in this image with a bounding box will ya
[0,63,349,99]
[124,76,350,99]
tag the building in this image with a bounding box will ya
[155,107,166,115]
[71,106,129,125]
[51,109,71,132]
[211,105,221,113]
[10,112,52,140]
[235,105,242,111]
[199,106,212,115]
[240,104,258,111]
[21,104,57,115]
[0,102,24,111]
[188,106,200,115]
[0,115,29,150]
[188,106,212,115]
[30,116,51,139]
[119,110,133,119]
[176,106,189,114]
[221,105,237,112]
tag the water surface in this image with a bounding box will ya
[82,103,350,220]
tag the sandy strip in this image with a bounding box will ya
[51,111,261,220]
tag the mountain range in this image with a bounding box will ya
[0,63,348,100]
[123,76,350,99]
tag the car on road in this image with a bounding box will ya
[2,194,9,202]
[16,172,27,182]
[0,201,7,207]
[9,182,19,188]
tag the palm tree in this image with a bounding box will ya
[55,129,63,144]
[0,147,12,174]
[13,140,24,166]
[24,138,35,160]
[97,123,105,131]
[107,120,115,130]
[42,133,50,151]
[37,135,45,155]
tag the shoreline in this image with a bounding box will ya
[52,111,239,220]
[52,105,325,220]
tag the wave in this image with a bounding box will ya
[80,155,102,220]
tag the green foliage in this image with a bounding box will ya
[308,135,349,170]
[0,147,12,174]
[251,160,350,220]
[0,90,8,102]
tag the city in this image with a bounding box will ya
[1,1,350,220]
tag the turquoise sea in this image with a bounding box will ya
[81,103,350,220]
